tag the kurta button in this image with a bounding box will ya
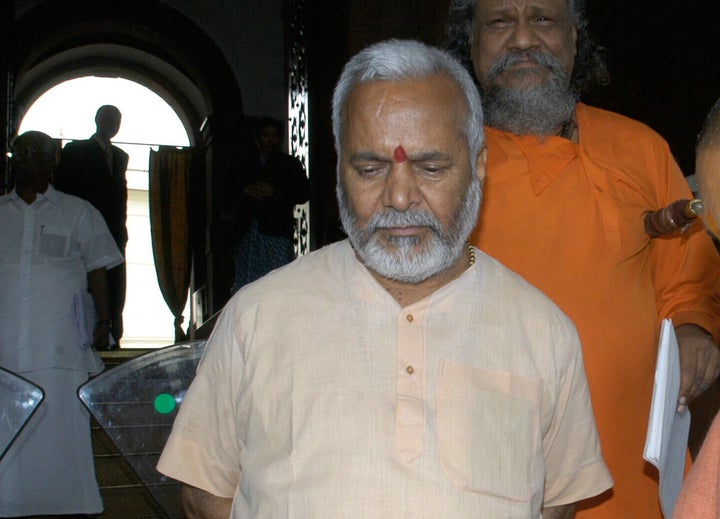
[406,314,414,322]
[406,365,414,374]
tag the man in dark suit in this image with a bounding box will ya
[55,105,129,346]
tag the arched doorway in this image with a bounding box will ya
[20,76,191,348]
[6,0,249,325]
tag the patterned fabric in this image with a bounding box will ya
[231,221,295,293]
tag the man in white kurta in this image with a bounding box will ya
[0,131,123,517]
[158,40,612,518]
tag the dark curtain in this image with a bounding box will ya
[149,146,193,342]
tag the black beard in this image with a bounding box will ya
[480,50,578,137]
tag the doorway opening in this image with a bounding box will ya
[19,76,191,348]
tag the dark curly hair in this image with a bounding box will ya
[444,0,609,95]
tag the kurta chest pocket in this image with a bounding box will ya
[38,225,71,259]
[436,359,543,503]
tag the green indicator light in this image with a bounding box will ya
[154,393,176,414]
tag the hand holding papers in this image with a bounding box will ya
[72,290,109,375]
[643,318,691,518]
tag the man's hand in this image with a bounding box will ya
[181,484,233,519]
[542,503,576,519]
[676,323,720,411]
[87,268,112,350]
[92,321,111,350]
[244,180,275,199]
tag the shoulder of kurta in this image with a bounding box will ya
[474,251,578,331]
[470,252,583,380]
[229,240,355,304]
[577,103,679,184]
[578,103,672,155]
[53,190,104,216]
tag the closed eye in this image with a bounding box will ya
[355,163,389,177]
[349,153,390,177]
[413,163,449,178]
[488,17,512,28]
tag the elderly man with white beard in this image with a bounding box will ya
[157,39,612,519]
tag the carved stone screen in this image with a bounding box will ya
[288,0,310,256]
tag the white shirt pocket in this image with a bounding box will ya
[38,225,71,259]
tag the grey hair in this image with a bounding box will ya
[445,0,608,94]
[331,39,485,175]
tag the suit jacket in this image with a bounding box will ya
[55,138,129,249]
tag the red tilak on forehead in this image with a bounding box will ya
[393,145,408,163]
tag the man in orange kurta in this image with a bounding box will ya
[446,0,720,517]
[473,104,720,517]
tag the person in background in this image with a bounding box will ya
[445,0,720,516]
[0,131,123,517]
[157,39,612,519]
[55,105,129,346]
[229,117,310,293]
[674,97,720,519]
[696,98,720,237]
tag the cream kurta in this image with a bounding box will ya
[158,240,612,518]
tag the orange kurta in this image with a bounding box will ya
[472,103,720,518]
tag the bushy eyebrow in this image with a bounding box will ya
[480,3,561,18]
[349,151,389,164]
[408,150,451,162]
[349,150,450,163]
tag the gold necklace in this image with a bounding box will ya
[467,243,475,267]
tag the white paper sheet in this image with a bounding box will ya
[643,318,691,518]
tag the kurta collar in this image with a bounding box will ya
[3,184,58,206]
[42,184,60,204]
[342,239,479,310]
[487,105,587,195]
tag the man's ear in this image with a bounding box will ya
[571,24,578,61]
[475,145,488,183]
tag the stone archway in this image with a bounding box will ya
[8,0,244,141]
